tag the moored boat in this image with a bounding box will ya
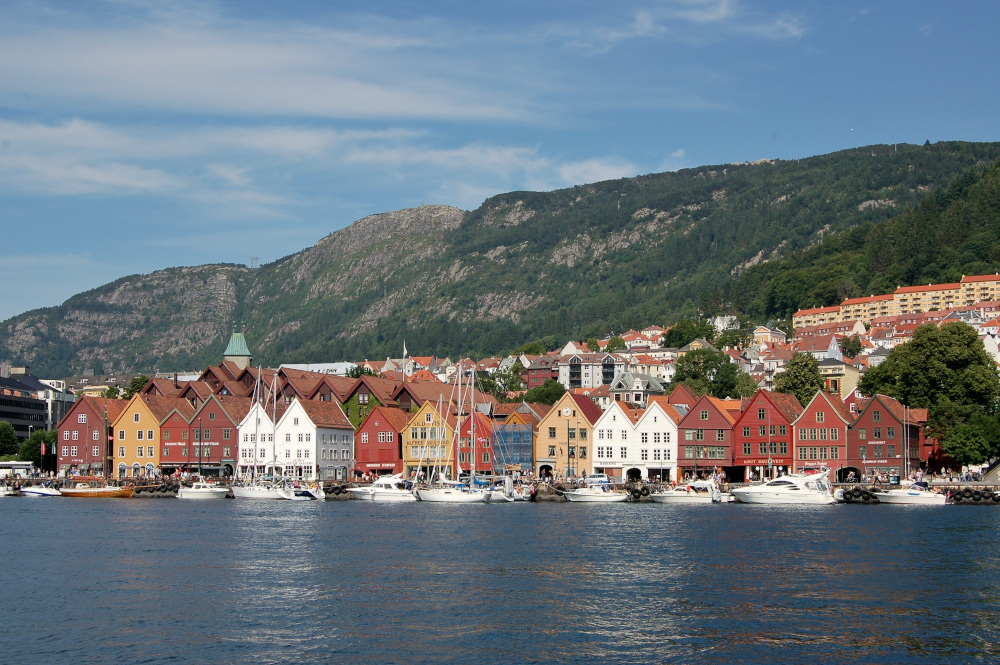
[562,485,629,502]
[19,481,62,497]
[873,481,947,505]
[59,482,134,498]
[730,471,836,505]
[651,479,727,504]
[177,480,230,500]
[346,474,417,502]
[231,480,288,500]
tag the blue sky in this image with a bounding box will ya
[2,0,999,321]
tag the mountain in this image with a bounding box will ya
[4,141,1000,377]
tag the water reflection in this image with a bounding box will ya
[3,499,1000,663]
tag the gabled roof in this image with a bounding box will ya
[297,399,352,429]
[667,383,698,407]
[132,394,196,423]
[359,405,410,432]
[645,397,685,425]
[66,396,129,427]
[569,392,606,425]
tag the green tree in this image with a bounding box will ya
[715,328,751,349]
[773,353,824,407]
[605,336,627,353]
[674,349,729,396]
[515,341,546,356]
[584,338,600,354]
[478,363,525,401]
[662,319,715,348]
[18,429,55,467]
[102,385,121,399]
[0,421,19,457]
[522,379,566,405]
[734,371,761,398]
[347,365,376,378]
[839,335,863,359]
[122,374,151,400]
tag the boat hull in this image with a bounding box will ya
[874,491,947,505]
[650,492,716,504]
[415,488,488,502]
[730,489,835,505]
[346,488,417,502]
[231,485,288,500]
[20,487,62,497]
[177,488,230,499]
[59,486,135,498]
[563,489,629,502]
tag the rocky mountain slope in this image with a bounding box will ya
[4,141,1000,376]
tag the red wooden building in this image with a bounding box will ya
[457,411,496,476]
[56,396,127,476]
[354,406,409,477]
[733,390,803,482]
[676,395,741,481]
[846,394,922,481]
[792,391,854,481]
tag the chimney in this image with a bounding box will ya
[173,373,179,389]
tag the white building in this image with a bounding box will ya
[236,401,282,478]
[591,399,682,483]
[275,398,354,481]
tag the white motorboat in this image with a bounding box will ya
[177,480,230,500]
[346,474,417,502]
[231,480,288,500]
[872,481,947,505]
[651,479,726,504]
[562,485,629,502]
[20,482,62,497]
[730,471,836,505]
[281,481,326,500]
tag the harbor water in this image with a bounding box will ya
[3,499,998,664]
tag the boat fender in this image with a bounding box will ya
[631,489,642,501]
[963,488,974,498]
[852,488,863,499]
[860,490,870,502]
[332,487,341,496]
[972,490,982,501]
[951,492,962,503]
[843,491,853,503]
[993,492,1000,503]
[640,487,650,497]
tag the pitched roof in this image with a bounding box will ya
[359,405,411,432]
[569,392,605,425]
[297,400,352,429]
[137,394,196,423]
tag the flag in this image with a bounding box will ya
[40,442,45,455]
[403,340,408,357]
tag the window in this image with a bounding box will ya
[78,414,87,424]
[163,430,171,441]
[548,445,556,456]
[641,449,648,461]
[758,408,766,420]
[147,446,154,457]
[72,431,79,440]
[137,447,144,457]
[305,433,311,442]
[137,430,144,440]
[798,428,807,441]
[567,428,576,440]
[286,433,292,442]
[63,431,69,440]
[779,425,786,436]
[758,426,766,437]
[482,452,490,463]
[134,413,140,423]
[641,433,649,444]
[621,430,628,440]
[182,430,188,440]
[809,428,817,441]
[93,446,100,457]
[809,447,817,460]
[819,428,827,441]
[62,446,69,456]
[758,442,767,455]
[148,430,154,440]
[872,410,881,423]
[716,430,725,442]
[621,447,627,459]
[685,430,694,441]
[858,445,868,459]
[411,446,419,458]
[361,432,369,444]
[425,413,432,423]
[874,427,882,439]
[816,411,825,423]
[700,410,709,420]
[798,447,807,460]
[887,427,895,440]
[830,446,839,459]
[779,442,788,455]
[223,446,230,457]
[830,428,839,440]
[549,427,557,438]
[743,426,750,437]
[858,428,867,440]
[743,442,751,455]
[820,447,828,460]
[653,449,661,461]
[118,446,125,457]
[223,429,231,440]
[770,425,777,437]
[684,446,693,458]
[887,445,897,457]
[873,445,883,458]
[70,446,77,456]
[294,417,300,426]
[580,429,587,441]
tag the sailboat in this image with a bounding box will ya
[415,366,488,503]
[232,370,289,500]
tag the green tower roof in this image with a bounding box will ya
[223,331,251,357]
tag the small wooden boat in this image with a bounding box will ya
[59,482,135,498]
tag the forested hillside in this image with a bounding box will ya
[3,141,1000,376]
[730,155,1000,319]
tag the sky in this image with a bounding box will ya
[2,0,999,321]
